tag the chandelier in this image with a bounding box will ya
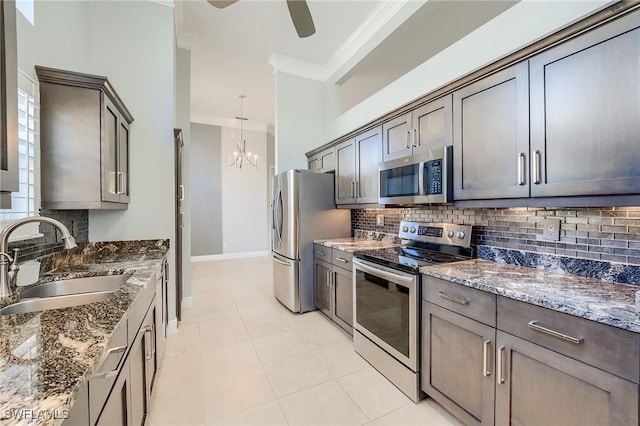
[228,95,257,170]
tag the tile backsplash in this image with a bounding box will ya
[7,210,89,262]
[352,206,640,266]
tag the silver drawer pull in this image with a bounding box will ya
[497,345,505,385]
[318,250,326,256]
[483,339,491,377]
[437,291,469,306]
[528,320,584,345]
[92,346,127,380]
[335,257,349,263]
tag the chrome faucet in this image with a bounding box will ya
[0,217,78,300]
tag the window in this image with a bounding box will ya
[16,0,34,25]
[0,71,41,241]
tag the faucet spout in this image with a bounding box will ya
[0,217,78,300]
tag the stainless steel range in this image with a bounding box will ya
[352,221,474,402]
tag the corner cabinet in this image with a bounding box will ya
[36,66,134,210]
[335,126,381,205]
[308,147,335,173]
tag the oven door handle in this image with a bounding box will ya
[353,258,416,284]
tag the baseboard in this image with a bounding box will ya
[181,296,193,308]
[191,250,270,262]
[166,319,178,335]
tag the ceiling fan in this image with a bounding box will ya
[207,0,316,38]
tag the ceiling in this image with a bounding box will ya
[177,0,518,129]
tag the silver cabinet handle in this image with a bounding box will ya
[179,212,184,228]
[144,324,155,360]
[116,172,125,194]
[413,129,418,147]
[406,130,411,149]
[326,270,330,288]
[318,250,326,257]
[517,153,526,186]
[528,320,584,345]
[497,345,505,384]
[335,257,349,263]
[483,340,491,377]
[437,291,469,306]
[331,271,336,288]
[533,150,541,184]
[92,346,127,379]
[179,184,185,201]
[351,181,355,198]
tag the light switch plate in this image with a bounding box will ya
[376,214,384,226]
[540,218,561,241]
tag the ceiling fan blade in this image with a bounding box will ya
[207,0,238,9]
[286,0,316,38]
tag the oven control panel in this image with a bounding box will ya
[398,221,472,248]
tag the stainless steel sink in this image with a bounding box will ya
[0,291,115,316]
[19,274,131,299]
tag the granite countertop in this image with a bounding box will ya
[421,259,640,334]
[0,240,168,425]
[315,230,400,253]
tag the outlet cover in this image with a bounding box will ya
[376,214,384,226]
[540,218,561,241]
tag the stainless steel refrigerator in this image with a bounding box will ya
[272,170,351,313]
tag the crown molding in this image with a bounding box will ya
[177,29,197,50]
[268,0,425,83]
[191,112,271,133]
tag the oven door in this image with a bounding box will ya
[352,258,419,371]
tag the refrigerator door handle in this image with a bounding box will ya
[277,189,284,240]
[273,255,292,266]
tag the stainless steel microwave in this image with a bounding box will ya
[379,146,452,205]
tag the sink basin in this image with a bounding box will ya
[0,291,115,316]
[19,274,131,299]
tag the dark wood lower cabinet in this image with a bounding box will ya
[495,330,638,426]
[313,258,331,316]
[96,358,131,426]
[314,246,354,334]
[422,301,495,425]
[333,266,353,330]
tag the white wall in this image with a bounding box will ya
[274,71,327,172]
[17,0,178,326]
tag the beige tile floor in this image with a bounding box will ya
[148,256,461,426]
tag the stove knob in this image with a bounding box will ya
[447,230,455,238]
[457,230,466,239]
[402,226,409,232]
[410,227,416,233]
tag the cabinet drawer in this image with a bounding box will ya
[497,296,640,383]
[314,244,331,261]
[332,249,353,271]
[422,275,496,327]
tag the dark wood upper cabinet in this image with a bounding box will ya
[453,62,530,201]
[530,11,640,198]
[382,96,452,162]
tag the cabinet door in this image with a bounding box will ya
[355,126,381,204]
[453,62,530,200]
[130,306,156,426]
[118,120,130,203]
[314,259,331,316]
[495,330,638,426]
[102,95,120,203]
[96,359,131,426]
[333,266,353,332]
[382,112,412,162]
[335,138,356,204]
[412,95,452,155]
[530,13,640,197]
[422,301,495,426]
[320,148,335,173]
[308,155,320,172]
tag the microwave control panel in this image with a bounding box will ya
[424,160,443,195]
